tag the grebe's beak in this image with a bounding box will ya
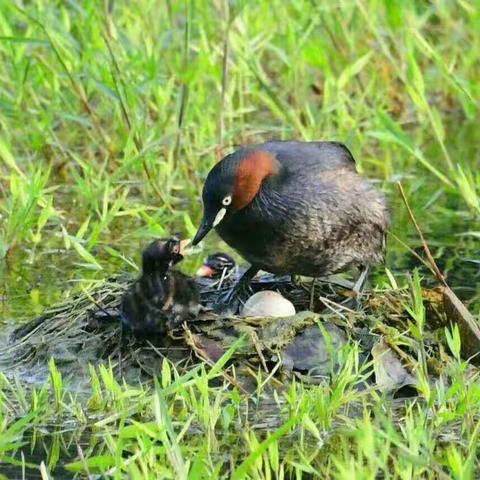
[192,216,212,245]
[192,208,227,245]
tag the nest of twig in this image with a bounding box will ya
[0,268,476,395]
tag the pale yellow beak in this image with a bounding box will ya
[179,239,192,256]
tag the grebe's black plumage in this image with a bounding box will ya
[196,252,236,278]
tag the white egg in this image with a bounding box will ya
[241,291,296,318]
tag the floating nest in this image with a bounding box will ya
[0,269,478,395]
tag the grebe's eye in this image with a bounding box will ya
[222,195,232,206]
[172,245,179,254]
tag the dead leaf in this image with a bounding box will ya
[372,339,417,392]
[280,322,347,374]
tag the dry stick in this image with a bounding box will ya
[399,181,447,372]
[389,232,432,271]
[400,181,480,363]
[397,182,447,286]
[249,331,268,372]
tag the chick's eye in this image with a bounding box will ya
[222,195,232,206]
[172,246,179,254]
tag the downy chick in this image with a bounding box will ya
[121,237,200,337]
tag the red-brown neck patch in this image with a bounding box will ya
[233,151,279,211]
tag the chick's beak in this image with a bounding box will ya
[192,215,214,246]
